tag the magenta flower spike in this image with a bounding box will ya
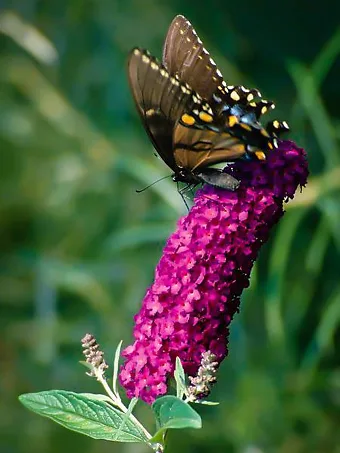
[119,141,308,404]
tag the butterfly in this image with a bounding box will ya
[127,15,289,191]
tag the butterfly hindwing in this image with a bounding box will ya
[163,15,225,101]
[173,111,246,171]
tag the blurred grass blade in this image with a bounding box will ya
[300,287,340,373]
[288,167,340,209]
[287,217,330,333]
[289,28,340,143]
[287,61,339,169]
[264,208,308,345]
[104,222,175,253]
[0,56,116,163]
[118,155,186,212]
[316,197,340,250]
[305,218,330,274]
[312,27,340,85]
[0,11,58,65]
[34,259,57,364]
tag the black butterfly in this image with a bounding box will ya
[127,15,289,191]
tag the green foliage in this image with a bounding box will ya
[174,357,187,399]
[1,1,339,453]
[151,396,202,442]
[112,340,123,396]
[19,391,148,443]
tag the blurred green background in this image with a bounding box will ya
[1,1,340,452]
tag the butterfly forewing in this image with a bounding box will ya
[128,48,197,172]
[163,15,225,100]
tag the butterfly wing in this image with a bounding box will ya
[127,48,200,173]
[127,17,289,187]
[163,15,225,100]
[163,15,280,123]
[173,110,247,172]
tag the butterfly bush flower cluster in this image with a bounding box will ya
[119,140,308,404]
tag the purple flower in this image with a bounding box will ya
[119,140,308,404]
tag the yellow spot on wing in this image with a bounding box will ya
[240,123,252,131]
[199,111,213,123]
[228,115,238,127]
[181,114,195,126]
[255,151,266,160]
[233,143,245,153]
[230,90,240,101]
[273,120,280,128]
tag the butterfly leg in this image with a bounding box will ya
[177,182,195,210]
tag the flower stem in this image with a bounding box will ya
[98,374,153,442]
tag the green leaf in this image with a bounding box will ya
[151,396,202,442]
[19,390,149,443]
[112,340,123,396]
[79,361,95,373]
[174,357,186,399]
[79,393,114,405]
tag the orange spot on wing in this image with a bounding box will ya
[181,114,195,126]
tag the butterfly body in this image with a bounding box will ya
[127,16,289,191]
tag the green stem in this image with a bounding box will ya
[98,374,153,442]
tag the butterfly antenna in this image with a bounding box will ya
[136,174,172,193]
